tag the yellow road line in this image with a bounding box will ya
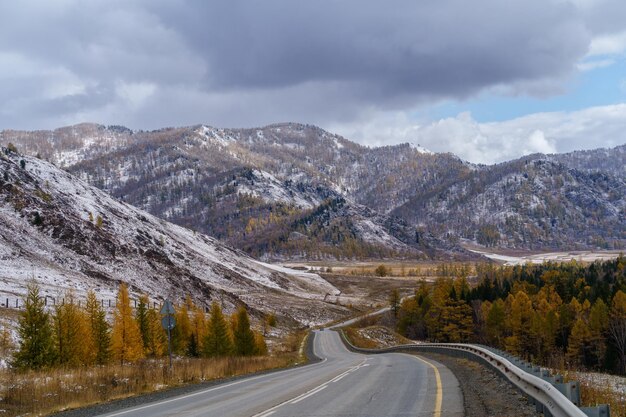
[410,355,442,417]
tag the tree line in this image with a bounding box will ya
[395,257,626,374]
[10,282,268,370]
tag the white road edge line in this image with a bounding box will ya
[101,357,327,417]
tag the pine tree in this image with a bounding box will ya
[389,289,400,318]
[203,302,233,357]
[189,305,206,357]
[609,290,626,374]
[13,283,55,370]
[233,306,256,356]
[53,292,93,366]
[85,290,111,364]
[171,300,191,355]
[486,298,507,347]
[135,294,150,352]
[567,317,593,366]
[144,307,166,357]
[505,291,534,357]
[0,324,13,359]
[111,283,144,364]
[588,299,609,368]
[254,331,268,355]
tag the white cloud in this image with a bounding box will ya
[587,30,626,56]
[333,104,626,164]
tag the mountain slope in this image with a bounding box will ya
[2,123,625,255]
[0,147,345,325]
[393,157,626,249]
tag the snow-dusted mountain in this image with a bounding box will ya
[0,147,345,325]
[2,123,624,256]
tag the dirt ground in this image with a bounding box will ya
[320,273,423,310]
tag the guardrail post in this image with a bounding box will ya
[580,404,610,417]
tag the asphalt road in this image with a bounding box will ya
[96,330,463,417]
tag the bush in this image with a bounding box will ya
[375,264,388,277]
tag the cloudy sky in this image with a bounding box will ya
[1,0,625,163]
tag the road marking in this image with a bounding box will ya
[410,355,442,417]
[251,358,367,417]
[290,384,328,404]
[100,357,327,417]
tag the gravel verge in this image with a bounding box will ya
[420,353,539,417]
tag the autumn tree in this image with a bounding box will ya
[14,283,56,370]
[0,324,13,359]
[53,292,94,366]
[171,299,192,355]
[85,290,110,364]
[505,291,534,357]
[135,294,150,352]
[203,302,233,357]
[233,307,256,356]
[486,298,507,347]
[588,298,609,368]
[144,307,166,357]
[188,302,206,357]
[389,288,400,318]
[111,283,144,364]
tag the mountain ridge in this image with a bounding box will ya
[2,123,624,258]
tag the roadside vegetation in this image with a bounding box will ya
[343,257,626,412]
[391,257,626,411]
[0,282,303,417]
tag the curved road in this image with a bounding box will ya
[96,330,463,417]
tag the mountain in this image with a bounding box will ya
[547,144,626,179]
[392,156,626,250]
[0,147,345,326]
[2,123,624,256]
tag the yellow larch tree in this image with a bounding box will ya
[111,283,144,364]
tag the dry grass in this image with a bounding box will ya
[0,354,297,416]
[563,370,626,417]
[344,327,378,349]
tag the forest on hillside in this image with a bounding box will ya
[396,257,626,374]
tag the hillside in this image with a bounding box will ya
[0,147,346,325]
[2,123,624,257]
[393,156,626,249]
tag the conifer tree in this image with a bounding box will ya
[54,292,93,366]
[389,289,400,318]
[567,317,593,366]
[609,290,626,373]
[144,307,166,357]
[85,290,111,364]
[111,283,144,364]
[0,324,13,359]
[135,294,150,352]
[172,299,192,355]
[589,298,609,368]
[14,283,55,370]
[233,306,256,356]
[486,298,506,347]
[254,331,268,355]
[203,302,233,357]
[189,304,206,357]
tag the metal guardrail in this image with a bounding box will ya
[337,330,610,417]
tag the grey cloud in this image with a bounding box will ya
[158,0,589,97]
[0,0,600,131]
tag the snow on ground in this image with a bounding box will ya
[0,153,344,325]
[468,248,623,265]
